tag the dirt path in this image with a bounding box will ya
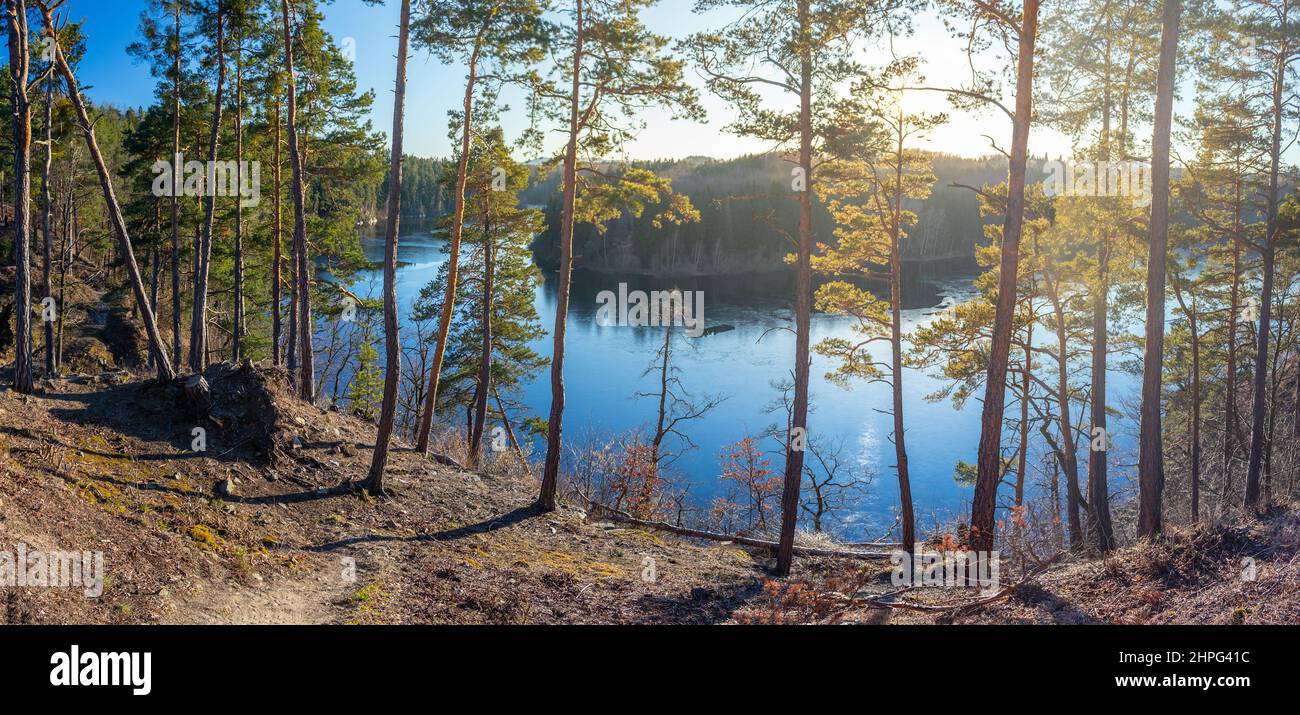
[161,561,350,625]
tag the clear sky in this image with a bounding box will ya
[64,0,1074,162]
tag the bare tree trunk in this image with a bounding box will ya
[539,0,585,512]
[190,0,225,373]
[1245,7,1286,511]
[650,320,672,465]
[272,92,283,366]
[889,120,913,554]
[774,0,815,576]
[43,4,175,382]
[1015,327,1032,509]
[1087,251,1114,551]
[1052,295,1083,549]
[40,60,53,376]
[1137,0,1180,538]
[170,1,183,368]
[415,37,483,454]
[1191,307,1201,523]
[281,0,312,398]
[1221,222,1240,516]
[364,0,411,494]
[232,27,244,363]
[57,189,69,368]
[971,0,1039,553]
[8,0,34,394]
[469,225,493,466]
[493,383,531,476]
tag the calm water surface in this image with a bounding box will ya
[354,221,1143,538]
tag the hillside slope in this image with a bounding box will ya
[2,363,1296,624]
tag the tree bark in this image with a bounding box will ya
[1051,294,1083,549]
[364,0,411,494]
[271,92,283,366]
[190,0,225,372]
[281,0,312,399]
[415,34,483,454]
[232,26,244,363]
[1191,307,1201,523]
[970,0,1039,553]
[8,0,34,394]
[1244,3,1286,511]
[774,0,815,576]
[1137,0,1180,538]
[1221,219,1240,516]
[40,54,53,376]
[889,117,914,554]
[170,1,183,369]
[1087,251,1114,550]
[469,223,493,466]
[539,0,585,512]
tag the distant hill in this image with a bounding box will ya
[524,153,1021,277]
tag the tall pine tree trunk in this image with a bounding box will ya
[1052,294,1083,549]
[469,227,494,466]
[1245,12,1287,511]
[415,37,483,454]
[890,122,913,554]
[170,2,183,368]
[1137,0,1180,537]
[8,0,34,394]
[971,0,1039,553]
[272,92,283,366]
[1191,308,1201,523]
[190,1,225,372]
[1087,251,1114,550]
[41,64,53,376]
[365,0,411,493]
[281,0,312,399]
[539,0,585,511]
[232,30,244,363]
[774,0,815,576]
[1221,218,1240,515]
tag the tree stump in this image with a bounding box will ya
[184,374,212,418]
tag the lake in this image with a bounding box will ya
[353,220,1143,540]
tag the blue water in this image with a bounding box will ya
[352,221,1143,539]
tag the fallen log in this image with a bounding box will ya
[592,505,894,560]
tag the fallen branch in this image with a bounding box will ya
[591,504,894,560]
[430,452,465,470]
[863,551,1067,614]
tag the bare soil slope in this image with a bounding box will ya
[1,363,1296,624]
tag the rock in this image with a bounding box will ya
[170,472,182,480]
[291,436,303,450]
[214,479,235,497]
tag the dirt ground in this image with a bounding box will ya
[0,363,778,624]
[1,363,1296,625]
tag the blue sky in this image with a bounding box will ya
[64,0,1071,161]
